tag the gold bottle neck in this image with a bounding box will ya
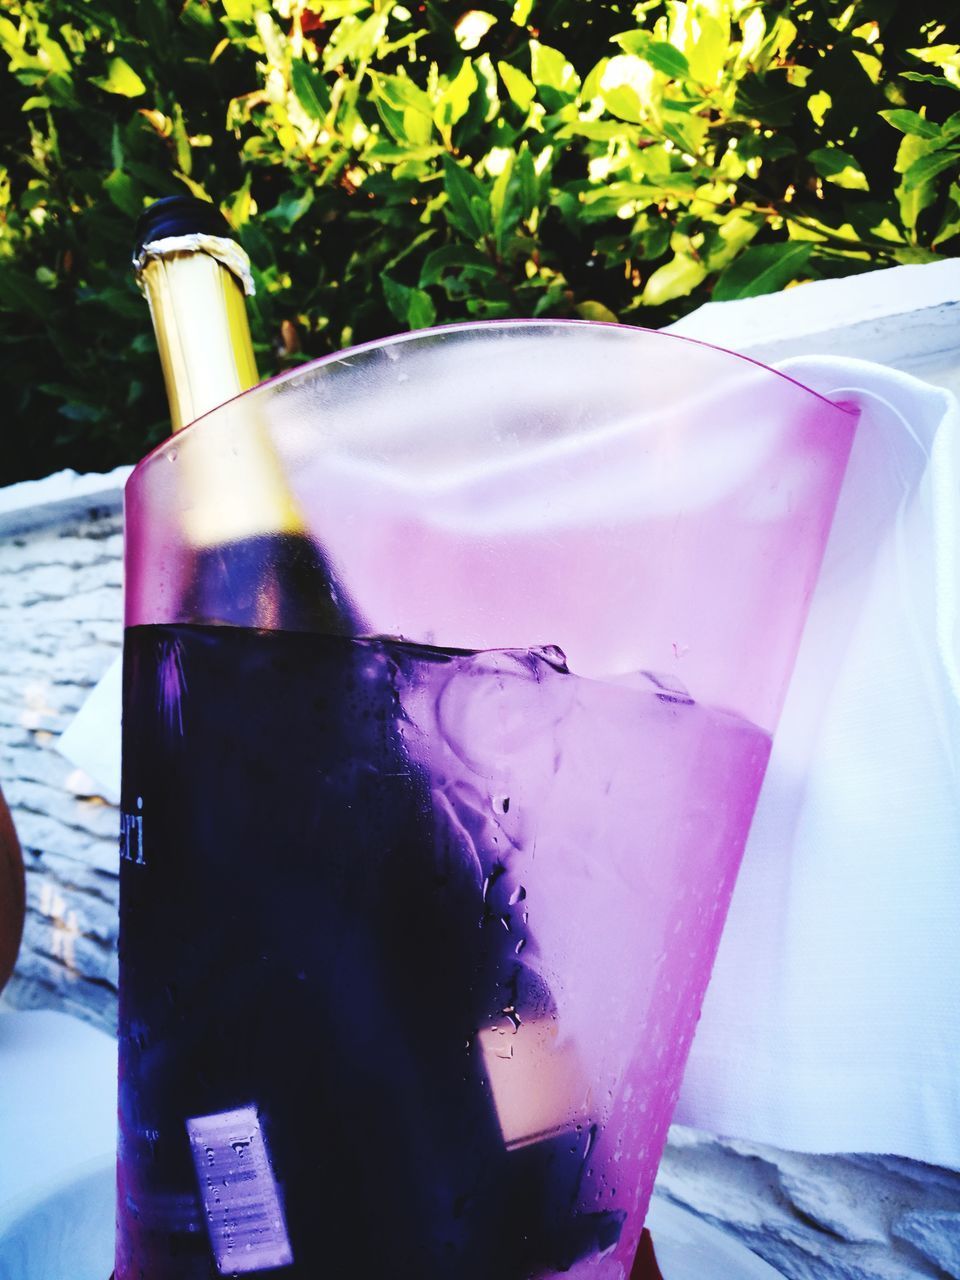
[137,238,304,545]
[138,248,259,433]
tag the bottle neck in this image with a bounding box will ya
[139,249,259,432]
[138,242,304,546]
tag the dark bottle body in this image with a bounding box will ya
[117,624,621,1278]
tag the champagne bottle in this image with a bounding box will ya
[133,195,359,634]
[124,197,617,1279]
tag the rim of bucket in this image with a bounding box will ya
[127,317,857,482]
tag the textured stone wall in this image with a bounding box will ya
[1,507,122,1030]
[658,1129,960,1280]
[2,495,959,1278]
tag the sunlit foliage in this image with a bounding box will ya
[1,0,957,479]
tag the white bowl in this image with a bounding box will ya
[0,1155,113,1280]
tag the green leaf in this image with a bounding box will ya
[684,12,728,86]
[704,213,761,271]
[103,169,142,217]
[323,11,389,70]
[34,27,72,76]
[371,94,407,144]
[932,179,960,246]
[866,215,905,244]
[933,213,960,247]
[224,177,254,229]
[469,51,501,126]
[91,57,146,98]
[367,139,443,165]
[908,43,960,70]
[174,171,210,201]
[58,401,104,424]
[442,154,490,239]
[880,110,940,140]
[661,108,708,155]
[576,300,618,322]
[291,58,331,120]
[170,102,192,175]
[108,122,123,171]
[556,119,627,141]
[529,41,578,96]
[808,147,869,191]
[0,15,21,53]
[894,134,937,230]
[499,61,536,111]
[404,106,434,148]
[516,143,538,220]
[903,148,960,192]
[0,265,51,316]
[419,245,496,287]
[807,89,831,127]
[642,254,707,306]
[598,55,655,124]
[713,242,812,302]
[379,27,431,57]
[382,276,436,329]
[384,230,436,274]
[611,31,647,56]
[900,71,956,89]
[738,7,766,66]
[580,181,656,219]
[644,42,690,81]
[511,0,534,26]
[889,245,943,265]
[569,56,602,105]
[634,216,671,261]
[455,10,495,51]
[600,84,644,124]
[182,0,216,32]
[895,133,928,177]
[254,11,285,66]
[436,58,479,134]
[389,74,434,117]
[371,71,433,118]
[489,150,518,250]
[83,286,143,319]
[310,0,370,15]
[761,13,798,67]
[371,71,434,145]
[734,70,801,127]
[263,187,315,229]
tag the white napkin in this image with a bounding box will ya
[676,356,960,1170]
[57,657,122,806]
[56,354,960,1169]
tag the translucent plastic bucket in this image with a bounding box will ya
[118,322,857,1279]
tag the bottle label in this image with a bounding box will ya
[119,796,145,867]
[186,1105,294,1274]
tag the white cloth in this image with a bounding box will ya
[676,356,960,1170]
[56,354,960,1169]
[57,657,122,806]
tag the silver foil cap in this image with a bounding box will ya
[133,233,256,297]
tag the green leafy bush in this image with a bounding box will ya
[1,0,958,481]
